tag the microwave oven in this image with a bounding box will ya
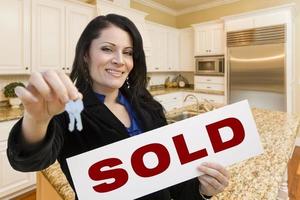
[195,55,224,75]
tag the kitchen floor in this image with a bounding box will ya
[13,147,300,200]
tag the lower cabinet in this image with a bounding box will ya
[154,92,183,112]
[0,120,36,199]
[36,172,63,200]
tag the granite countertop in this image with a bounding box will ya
[149,87,224,96]
[41,107,300,200]
[212,108,300,200]
[42,161,75,200]
[0,106,23,122]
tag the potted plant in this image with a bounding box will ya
[3,82,25,108]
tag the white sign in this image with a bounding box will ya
[67,100,263,200]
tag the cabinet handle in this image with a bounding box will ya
[206,79,211,81]
[206,86,211,89]
[62,67,65,70]
[66,67,69,70]
[25,67,29,70]
[155,67,159,70]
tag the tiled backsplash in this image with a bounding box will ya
[0,75,29,101]
[147,72,194,86]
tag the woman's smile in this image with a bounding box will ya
[105,68,125,78]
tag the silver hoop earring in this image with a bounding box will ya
[126,77,130,89]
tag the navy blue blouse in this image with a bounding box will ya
[95,92,142,136]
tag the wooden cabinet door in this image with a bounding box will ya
[36,172,63,200]
[210,27,224,55]
[194,28,207,55]
[0,0,31,74]
[32,0,65,72]
[147,24,168,72]
[194,23,224,56]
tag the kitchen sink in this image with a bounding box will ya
[167,111,199,124]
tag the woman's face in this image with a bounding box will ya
[86,25,134,93]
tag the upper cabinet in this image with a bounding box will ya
[146,22,179,72]
[192,22,224,56]
[0,0,31,74]
[32,0,96,73]
[0,0,96,75]
[146,23,167,71]
[224,8,293,32]
[179,28,194,72]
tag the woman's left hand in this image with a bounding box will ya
[197,162,230,197]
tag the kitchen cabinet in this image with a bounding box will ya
[0,120,36,199]
[192,22,224,56]
[224,17,254,32]
[194,75,225,104]
[0,0,31,74]
[224,9,292,32]
[146,22,179,72]
[32,0,96,73]
[154,92,183,112]
[146,23,168,72]
[36,172,63,200]
[194,75,225,92]
[179,28,194,72]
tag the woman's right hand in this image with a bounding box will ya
[15,70,81,143]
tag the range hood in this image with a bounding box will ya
[97,0,151,56]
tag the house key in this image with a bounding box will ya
[65,99,84,132]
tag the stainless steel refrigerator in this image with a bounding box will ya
[227,25,286,111]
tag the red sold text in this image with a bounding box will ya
[88,117,245,193]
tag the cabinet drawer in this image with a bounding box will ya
[194,76,224,84]
[195,83,224,91]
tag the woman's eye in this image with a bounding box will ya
[124,51,133,56]
[101,47,112,52]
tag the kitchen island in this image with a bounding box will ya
[2,105,299,199]
[38,107,300,200]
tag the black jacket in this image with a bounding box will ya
[7,86,205,200]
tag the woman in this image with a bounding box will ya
[7,14,229,199]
